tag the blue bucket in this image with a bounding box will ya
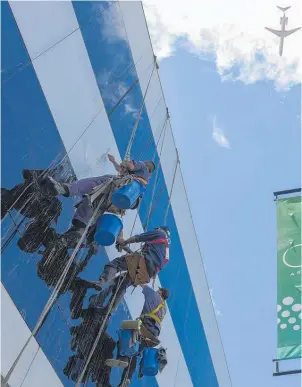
[94,213,123,246]
[111,180,146,209]
[141,348,159,377]
[118,329,140,357]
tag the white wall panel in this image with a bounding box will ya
[1,284,63,387]
[119,2,232,387]
[9,2,192,386]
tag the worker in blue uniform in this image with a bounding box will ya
[106,285,170,386]
[41,154,155,247]
[73,226,171,315]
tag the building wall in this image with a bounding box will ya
[1,2,230,387]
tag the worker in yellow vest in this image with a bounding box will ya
[106,285,170,386]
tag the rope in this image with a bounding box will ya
[1,190,36,223]
[147,183,165,221]
[59,59,154,169]
[2,179,114,387]
[124,56,157,161]
[1,51,154,226]
[145,114,169,230]
[127,109,168,237]
[3,58,156,382]
[75,273,127,387]
[5,217,107,386]
[121,357,133,387]
[1,215,27,254]
[164,152,179,225]
[107,77,139,116]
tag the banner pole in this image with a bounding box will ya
[273,188,301,201]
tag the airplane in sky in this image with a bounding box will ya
[265,6,301,56]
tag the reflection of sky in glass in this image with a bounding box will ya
[1,2,218,387]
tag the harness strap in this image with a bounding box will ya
[148,238,168,246]
[144,238,169,273]
[140,301,166,325]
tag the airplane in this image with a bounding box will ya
[265,6,301,56]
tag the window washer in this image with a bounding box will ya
[106,285,170,387]
[72,226,171,316]
[41,154,155,247]
[1,167,75,253]
[64,291,116,386]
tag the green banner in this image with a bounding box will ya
[277,196,302,360]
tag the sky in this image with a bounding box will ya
[143,1,301,387]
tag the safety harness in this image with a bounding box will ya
[146,238,170,272]
[140,301,166,325]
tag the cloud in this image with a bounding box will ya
[124,103,137,115]
[93,2,128,43]
[212,116,230,149]
[143,0,302,89]
[209,288,223,317]
[97,71,130,105]
[124,102,139,118]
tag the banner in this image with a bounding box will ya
[277,196,301,360]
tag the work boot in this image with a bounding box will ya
[41,176,69,197]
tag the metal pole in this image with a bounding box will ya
[273,187,301,201]
[273,369,301,376]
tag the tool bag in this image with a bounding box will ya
[125,253,150,286]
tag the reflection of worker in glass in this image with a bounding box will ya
[64,292,116,386]
[42,154,155,247]
[1,167,70,252]
[106,285,170,386]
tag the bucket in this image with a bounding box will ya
[118,329,140,357]
[111,180,146,209]
[141,348,159,377]
[94,213,123,246]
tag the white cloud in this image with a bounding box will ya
[93,2,128,42]
[97,72,130,105]
[210,288,223,317]
[143,0,302,89]
[124,102,140,119]
[124,103,138,115]
[212,116,230,149]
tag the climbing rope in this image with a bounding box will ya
[128,108,169,236]
[75,272,127,387]
[1,52,154,226]
[164,151,179,225]
[0,58,156,261]
[2,178,114,387]
[124,56,157,161]
[3,55,157,384]
[121,357,133,387]
[145,112,169,230]
[1,214,27,254]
